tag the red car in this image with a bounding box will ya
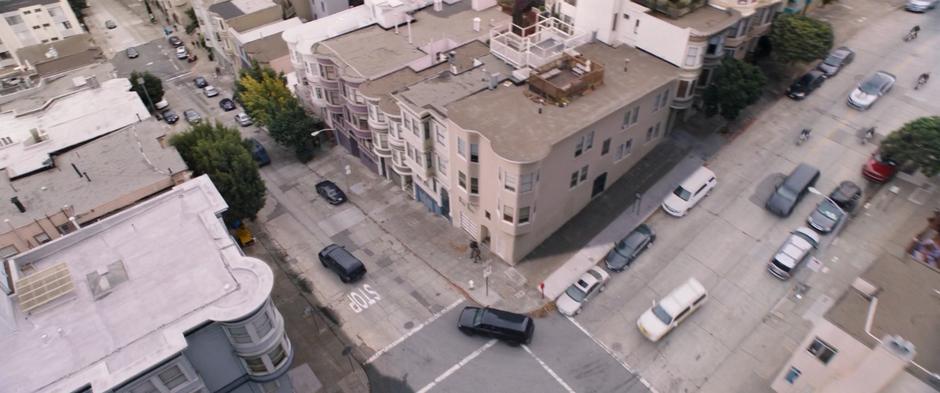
[862,151,897,183]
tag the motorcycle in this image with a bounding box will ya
[915,74,930,90]
[860,127,875,145]
[796,128,811,146]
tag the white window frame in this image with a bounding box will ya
[504,171,517,192]
[519,173,535,193]
[518,207,530,224]
[684,46,701,67]
[457,138,466,159]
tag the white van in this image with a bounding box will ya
[661,166,717,217]
[637,278,708,342]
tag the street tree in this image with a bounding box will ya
[185,8,198,34]
[129,71,165,111]
[769,14,833,64]
[66,0,89,29]
[269,104,324,161]
[238,71,295,126]
[170,122,266,223]
[703,57,767,121]
[880,116,940,177]
[234,60,284,103]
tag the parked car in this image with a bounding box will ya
[161,110,179,124]
[605,224,655,272]
[231,222,254,247]
[154,99,169,111]
[203,85,219,97]
[862,151,898,183]
[457,306,534,346]
[316,180,347,205]
[848,71,896,110]
[786,70,826,100]
[318,244,366,283]
[246,138,270,167]
[125,47,139,59]
[556,266,609,316]
[817,47,855,77]
[219,98,236,111]
[636,278,707,342]
[235,112,254,126]
[906,0,938,12]
[175,46,188,59]
[766,163,820,217]
[768,227,820,280]
[105,20,117,29]
[661,166,717,217]
[183,109,201,124]
[807,199,846,234]
[168,36,183,47]
[828,181,862,212]
[193,76,208,88]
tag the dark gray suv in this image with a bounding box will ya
[318,244,366,283]
[457,306,534,346]
[766,163,820,217]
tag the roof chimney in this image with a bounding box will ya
[10,197,25,213]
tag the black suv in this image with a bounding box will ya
[457,306,534,346]
[786,70,826,100]
[318,244,366,283]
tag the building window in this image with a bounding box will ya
[574,136,583,157]
[253,311,274,339]
[33,25,41,30]
[457,138,466,158]
[677,80,691,99]
[0,245,19,258]
[579,165,588,182]
[436,154,447,172]
[268,343,288,368]
[42,23,50,27]
[130,381,158,393]
[784,367,801,384]
[585,131,594,150]
[469,143,479,163]
[0,52,11,60]
[436,125,446,145]
[654,122,661,138]
[226,325,252,343]
[314,88,323,99]
[502,205,514,223]
[520,173,535,193]
[470,177,479,194]
[504,172,517,192]
[622,106,639,128]
[807,338,837,364]
[569,171,578,188]
[34,233,51,244]
[5,16,23,25]
[518,207,530,224]
[158,365,187,389]
[601,138,611,155]
[23,10,31,14]
[458,171,467,190]
[245,356,267,373]
[646,126,654,142]
[684,46,700,67]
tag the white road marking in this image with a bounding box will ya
[167,72,193,82]
[365,298,463,364]
[566,316,658,392]
[416,339,497,393]
[522,344,576,393]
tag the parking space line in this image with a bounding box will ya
[522,344,576,393]
[365,298,463,364]
[565,316,658,393]
[415,339,497,393]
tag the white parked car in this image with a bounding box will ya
[637,278,708,342]
[203,85,219,97]
[661,166,717,217]
[768,227,820,280]
[556,266,609,316]
[175,46,188,59]
[235,112,253,126]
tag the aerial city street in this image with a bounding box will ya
[0,0,937,392]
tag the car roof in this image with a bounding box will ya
[325,245,363,270]
[872,71,897,83]
[658,278,706,316]
[481,307,530,328]
[832,47,853,56]
[680,166,716,188]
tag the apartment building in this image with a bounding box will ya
[0,76,188,261]
[549,0,780,122]
[0,0,81,69]
[770,254,939,393]
[228,17,301,71]
[198,0,284,72]
[285,0,508,176]
[0,175,295,393]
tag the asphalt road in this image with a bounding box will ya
[366,303,651,393]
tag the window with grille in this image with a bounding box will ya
[245,356,267,373]
[519,173,534,193]
[253,311,274,338]
[470,177,479,194]
[268,343,287,368]
[469,143,479,163]
[502,205,514,223]
[504,172,517,192]
[807,338,837,364]
[158,365,187,389]
[518,207,530,224]
[226,325,252,344]
[129,381,158,393]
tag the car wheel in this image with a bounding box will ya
[459,327,473,336]
[320,259,328,268]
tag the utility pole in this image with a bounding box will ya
[137,77,156,114]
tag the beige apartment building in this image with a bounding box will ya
[770,254,940,393]
[0,0,82,69]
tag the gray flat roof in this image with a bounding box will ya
[0,120,187,229]
[395,53,513,116]
[650,4,740,36]
[447,42,680,163]
[0,175,274,393]
[825,254,940,383]
[313,1,508,79]
[359,40,491,115]
[208,0,244,18]
[0,0,58,13]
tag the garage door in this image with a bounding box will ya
[460,211,479,240]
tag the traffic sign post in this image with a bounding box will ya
[483,264,492,296]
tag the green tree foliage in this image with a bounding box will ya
[129,71,165,111]
[703,58,767,121]
[238,70,295,126]
[769,14,833,64]
[234,60,285,103]
[880,116,940,177]
[269,104,324,162]
[170,122,266,223]
[185,8,198,34]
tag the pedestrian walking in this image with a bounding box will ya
[469,240,481,263]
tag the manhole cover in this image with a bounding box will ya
[403,321,414,329]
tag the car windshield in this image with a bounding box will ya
[817,201,841,221]
[673,186,692,201]
[565,284,588,302]
[652,304,672,325]
[859,76,884,95]
[823,54,842,66]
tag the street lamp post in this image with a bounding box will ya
[137,77,156,114]
[310,128,335,149]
